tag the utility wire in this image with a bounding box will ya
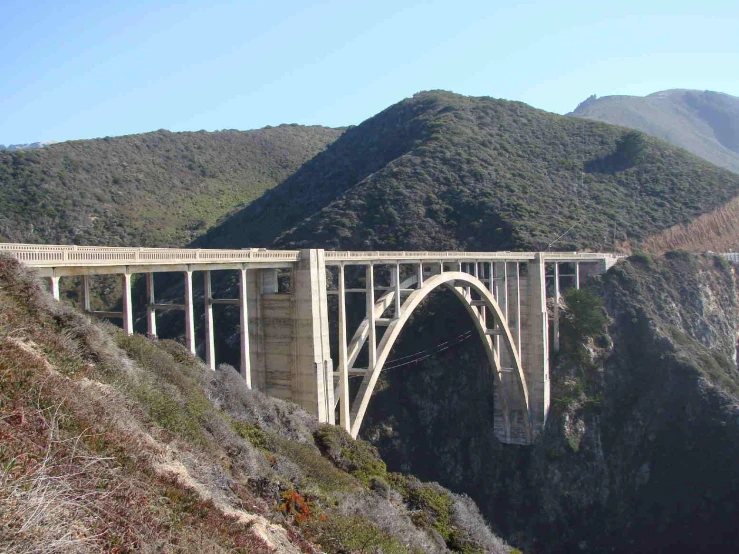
[348,330,475,377]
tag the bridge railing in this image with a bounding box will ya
[0,243,626,268]
[0,243,300,266]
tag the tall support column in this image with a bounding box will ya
[48,276,60,301]
[293,250,334,423]
[122,273,133,336]
[238,267,252,387]
[417,262,424,288]
[515,263,522,359]
[82,275,91,312]
[204,270,215,370]
[146,273,157,337]
[553,262,561,353]
[393,262,401,317]
[575,262,580,289]
[337,264,350,431]
[523,254,550,438]
[184,270,195,355]
[488,262,495,297]
[367,263,376,372]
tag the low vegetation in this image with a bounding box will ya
[197,90,739,254]
[0,125,341,246]
[0,255,512,553]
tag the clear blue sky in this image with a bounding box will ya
[1,0,737,145]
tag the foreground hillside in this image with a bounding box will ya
[0,256,511,554]
[362,253,739,553]
[0,125,341,246]
[569,89,739,174]
[196,90,739,253]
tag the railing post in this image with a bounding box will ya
[204,270,215,370]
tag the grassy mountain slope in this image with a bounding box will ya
[0,125,341,247]
[197,91,739,253]
[569,89,739,174]
[0,255,511,554]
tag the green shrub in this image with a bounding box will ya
[230,419,273,452]
[314,424,387,485]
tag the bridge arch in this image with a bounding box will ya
[347,271,531,441]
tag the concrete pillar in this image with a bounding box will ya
[204,270,215,370]
[82,275,91,312]
[553,263,561,353]
[122,273,133,336]
[366,263,376,372]
[337,264,350,431]
[393,262,401,317]
[514,263,522,359]
[575,262,580,289]
[146,273,157,337]
[293,249,334,423]
[417,262,424,288]
[523,254,550,437]
[239,267,252,387]
[488,262,494,297]
[48,276,60,301]
[184,270,195,355]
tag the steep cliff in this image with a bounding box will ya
[361,253,739,553]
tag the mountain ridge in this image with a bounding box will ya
[0,125,342,247]
[196,90,739,253]
[569,89,739,174]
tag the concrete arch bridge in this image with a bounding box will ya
[1,244,621,444]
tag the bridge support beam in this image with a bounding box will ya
[184,271,195,355]
[122,273,133,335]
[522,254,549,438]
[292,249,334,424]
[146,273,157,337]
[82,275,91,312]
[239,267,252,387]
[337,264,350,431]
[553,262,561,353]
[204,270,216,370]
[48,276,60,301]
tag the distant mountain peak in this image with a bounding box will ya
[569,88,739,173]
[0,141,58,151]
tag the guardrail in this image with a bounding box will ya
[0,243,300,266]
[0,243,625,268]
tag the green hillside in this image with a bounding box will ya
[569,89,739,174]
[0,125,341,247]
[197,91,739,253]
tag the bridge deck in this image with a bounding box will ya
[0,243,623,276]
